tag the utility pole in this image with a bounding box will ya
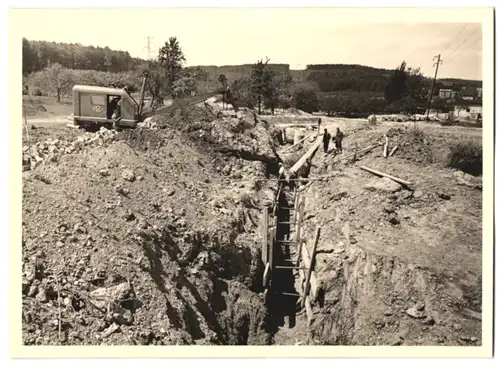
[144,36,154,60]
[426,54,443,120]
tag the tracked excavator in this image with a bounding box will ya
[66,72,240,130]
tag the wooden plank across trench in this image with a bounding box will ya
[288,135,322,176]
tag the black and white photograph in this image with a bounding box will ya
[8,3,494,359]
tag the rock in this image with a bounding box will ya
[422,315,435,325]
[28,284,38,297]
[406,306,425,319]
[90,282,131,310]
[102,323,120,338]
[388,214,399,225]
[99,169,110,177]
[124,210,136,221]
[416,302,425,311]
[453,323,462,330]
[112,308,134,325]
[167,188,176,196]
[438,192,451,200]
[35,287,49,303]
[364,177,402,193]
[122,169,136,182]
[383,204,395,214]
[22,278,31,295]
[305,213,316,220]
[384,310,393,316]
[330,191,348,201]
[391,338,404,346]
[413,190,424,199]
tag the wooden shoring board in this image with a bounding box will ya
[289,136,322,175]
[301,227,321,308]
[295,196,305,268]
[262,206,268,265]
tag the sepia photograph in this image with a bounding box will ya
[8,4,494,359]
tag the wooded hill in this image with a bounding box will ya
[22,38,481,97]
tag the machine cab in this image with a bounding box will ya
[71,85,140,128]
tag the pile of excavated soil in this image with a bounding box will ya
[385,127,438,165]
[22,110,282,345]
[295,129,482,346]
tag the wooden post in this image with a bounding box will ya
[389,145,399,157]
[383,134,389,158]
[295,196,305,268]
[359,165,412,186]
[269,214,276,285]
[262,206,268,265]
[263,263,270,287]
[302,227,321,308]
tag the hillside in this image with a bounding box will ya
[22,39,148,75]
[22,39,482,105]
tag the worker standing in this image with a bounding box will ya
[322,128,331,154]
[334,127,344,153]
[278,162,286,181]
[317,118,322,137]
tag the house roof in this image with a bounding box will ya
[72,85,129,96]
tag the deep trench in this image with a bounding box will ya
[263,187,301,340]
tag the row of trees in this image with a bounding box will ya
[22,38,146,75]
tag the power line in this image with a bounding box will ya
[446,35,482,65]
[443,24,481,62]
[442,24,468,57]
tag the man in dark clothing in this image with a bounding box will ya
[334,127,344,153]
[323,128,331,153]
[107,96,121,119]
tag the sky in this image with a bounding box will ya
[16,8,483,80]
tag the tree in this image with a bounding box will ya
[38,63,74,102]
[249,58,279,114]
[22,38,36,75]
[293,88,320,113]
[157,37,186,98]
[172,75,197,99]
[384,61,427,113]
[385,61,408,103]
[145,62,168,107]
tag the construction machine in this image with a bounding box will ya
[66,72,240,130]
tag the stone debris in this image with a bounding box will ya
[22,127,118,170]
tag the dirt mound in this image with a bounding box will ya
[386,127,437,165]
[22,110,283,345]
[153,104,217,130]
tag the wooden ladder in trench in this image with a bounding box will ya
[261,183,320,309]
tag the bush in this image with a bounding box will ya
[446,139,482,176]
[293,88,320,113]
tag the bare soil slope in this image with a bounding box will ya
[298,126,482,346]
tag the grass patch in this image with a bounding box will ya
[439,120,482,128]
[446,139,482,176]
